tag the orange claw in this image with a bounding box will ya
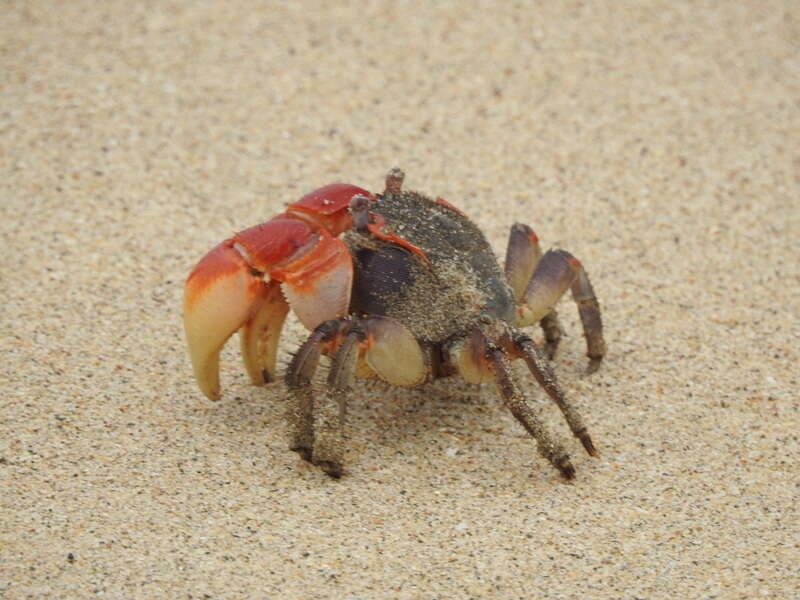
[239,279,290,387]
[183,183,368,401]
[287,183,373,235]
[183,242,277,401]
[269,230,353,331]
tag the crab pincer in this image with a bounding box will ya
[183,183,370,401]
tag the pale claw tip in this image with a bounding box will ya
[183,243,260,401]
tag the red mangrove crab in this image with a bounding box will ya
[183,168,606,479]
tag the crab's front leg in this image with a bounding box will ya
[183,183,371,400]
[286,316,426,477]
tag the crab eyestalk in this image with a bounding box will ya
[384,167,405,194]
[349,194,372,231]
[182,183,370,401]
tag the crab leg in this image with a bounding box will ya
[485,341,576,480]
[504,223,542,301]
[516,248,606,370]
[504,224,565,358]
[448,328,576,479]
[311,324,364,477]
[359,316,427,386]
[571,267,606,372]
[183,183,369,401]
[514,334,597,456]
[286,316,427,476]
[285,319,346,461]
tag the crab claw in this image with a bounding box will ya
[271,231,353,331]
[183,242,287,400]
[183,183,371,401]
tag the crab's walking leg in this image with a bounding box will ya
[286,316,426,477]
[285,320,344,461]
[485,343,576,480]
[504,223,564,359]
[538,312,564,360]
[505,223,541,300]
[312,316,427,477]
[571,267,606,373]
[514,334,597,456]
[516,248,606,371]
[311,324,365,478]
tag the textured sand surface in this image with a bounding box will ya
[2,2,799,598]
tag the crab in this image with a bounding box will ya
[183,168,606,480]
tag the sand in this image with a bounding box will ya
[2,2,798,598]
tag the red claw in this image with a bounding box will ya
[183,183,367,401]
[268,229,353,330]
[287,183,373,235]
[230,217,314,273]
[184,242,276,401]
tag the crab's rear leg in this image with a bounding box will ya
[504,224,564,359]
[513,333,597,456]
[449,330,576,479]
[512,240,606,372]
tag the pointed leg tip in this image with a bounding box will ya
[585,357,603,375]
[556,457,576,480]
[315,460,343,479]
[579,433,599,457]
[290,446,313,463]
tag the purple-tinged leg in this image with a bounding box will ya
[504,224,566,358]
[515,334,598,457]
[517,249,606,372]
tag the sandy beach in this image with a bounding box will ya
[2,2,798,598]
